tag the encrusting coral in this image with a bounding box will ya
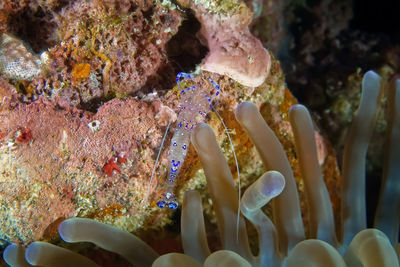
[3,70,399,266]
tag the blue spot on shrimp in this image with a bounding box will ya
[144,72,241,212]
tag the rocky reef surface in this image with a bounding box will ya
[6,0,396,255]
[0,0,342,248]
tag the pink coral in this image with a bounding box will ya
[179,0,271,87]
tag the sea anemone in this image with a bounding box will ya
[3,70,399,266]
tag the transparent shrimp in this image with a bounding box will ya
[155,72,220,209]
[144,72,220,209]
[144,72,241,243]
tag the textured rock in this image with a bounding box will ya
[0,0,184,106]
[0,89,170,244]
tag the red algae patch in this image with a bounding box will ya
[102,158,122,177]
[14,127,33,144]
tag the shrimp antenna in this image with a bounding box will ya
[144,122,171,208]
[214,110,241,243]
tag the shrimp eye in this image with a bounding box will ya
[157,200,166,208]
[168,201,178,209]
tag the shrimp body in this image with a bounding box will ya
[156,73,220,209]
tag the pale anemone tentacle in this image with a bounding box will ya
[235,101,305,254]
[3,244,31,267]
[152,250,252,267]
[190,122,253,260]
[188,123,288,266]
[289,104,337,246]
[341,70,382,247]
[286,239,346,267]
[344,229,399,267]
[25,242,99,267]
[240,171,285,267]
[203,250,252,267]
[152,253,202,267]
[58,218,158,267]
[374,78,400,244]
[214,109,242,243]
[181,190,211,263]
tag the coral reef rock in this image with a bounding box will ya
[0,0,340,247]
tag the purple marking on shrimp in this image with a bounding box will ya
[205,93,212,109]
[171,166,178,172]
[172,160,180,167]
